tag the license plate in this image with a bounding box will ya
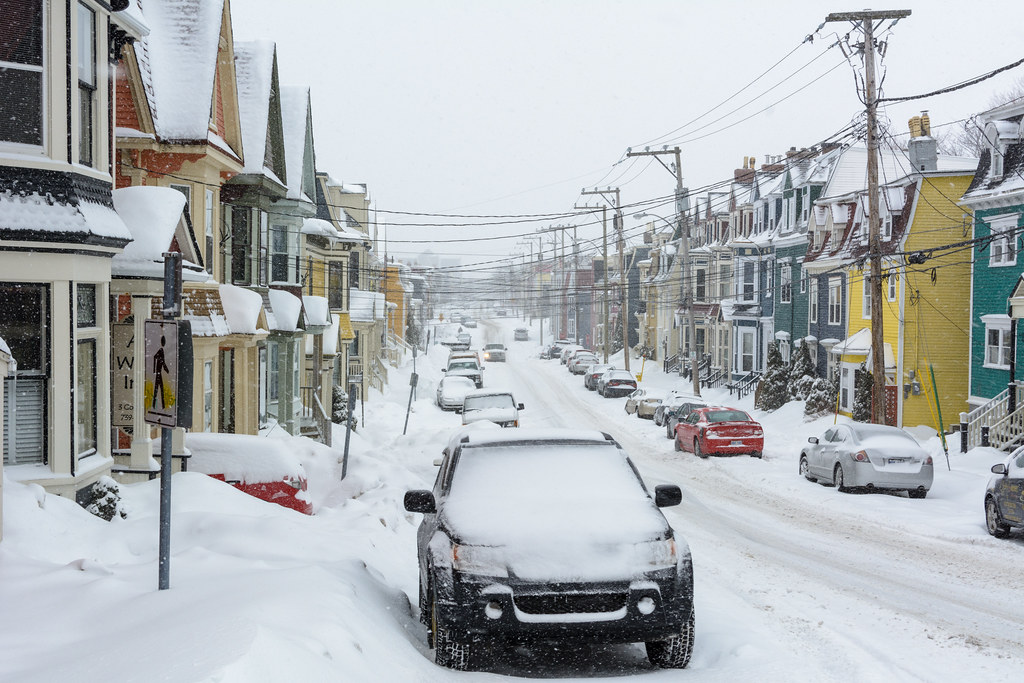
[888,458,907,464]
[731,440,743,446]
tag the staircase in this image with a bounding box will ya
[728,371,762,400]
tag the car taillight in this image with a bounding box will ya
[853,450,870,462]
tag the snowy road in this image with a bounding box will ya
[474,319,1024,680]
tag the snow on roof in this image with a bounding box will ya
[349,289,385,322]
[302,295,331,327]
[267,289,302,332]
[234,40,277,176]
[111,187,188,277]
[111,0,150,39]
[219,284,265,334]
[280,86,311,202]
[300,217,364,244]
[0,336,11,361]
[0,190,132,242]
[140,0,225,141]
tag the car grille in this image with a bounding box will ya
[514,591,626,615]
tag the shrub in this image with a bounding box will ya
[332,385,358,430]
[83,476,128,521]
[853,365,873,422]
[789,341,817,400]
[804,375,839,417]
[756,342,791,411]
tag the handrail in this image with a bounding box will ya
[966,384,1024,450]
[299,385,332,446]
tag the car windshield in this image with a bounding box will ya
[448,361,478,371]
[485,344,503,350]
[463,394,515,410]
[706,409,750,423]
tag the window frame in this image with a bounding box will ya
[983,315,1013,369]
[828,277,842,325]
[76,1,96,167]
[862,273,872,319]
[0,0,46,151]
[987,214,1020,268]
[780,263,792,304]
[809,277,819,324]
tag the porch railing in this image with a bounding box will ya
[965,384,1024,451]
[728,371,762,400]
[299,385,332,447]
[663,353,680,374]
[705,368,728,389]
[987,404,1024,452]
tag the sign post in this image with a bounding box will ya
[144,252,193,590]
[341,374,362,480]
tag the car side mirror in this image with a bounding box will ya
[991,463,1008,475]
[432,458,443,466]
[808,437,819,444]
[654,484,682,508]
[404,490,436,514]
[440,368,446,373]
[517,403,525,410]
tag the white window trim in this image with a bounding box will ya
[0,0,47,154]
[809,277,818,324]
[982,314,1012,370]
[828,277,842,325]
[840,363,857,412]
[887,269,897,301]
[988,213,1020,268]
[862,273,872,319]
[780,264,792,304]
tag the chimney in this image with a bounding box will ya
[908,110,937,172]
[786,146,798,158]
[734,168,755,183]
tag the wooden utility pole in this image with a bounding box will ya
[627,146,698,395]
[575,204,610,362]
[826,9,910,424]
[581,187,622,366]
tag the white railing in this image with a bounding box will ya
[987,404,1024,451]
[966,384,1024,450]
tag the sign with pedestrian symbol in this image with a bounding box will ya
[144,321,179,427]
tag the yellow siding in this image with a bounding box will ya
[899,174,974,431]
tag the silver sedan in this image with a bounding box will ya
[799,423,933,498]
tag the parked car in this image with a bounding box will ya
[513,327,529,341]
[661,398,709,439]
[457,389,524,427]
[559,344,585,365]
[568,352,599,375]
[799,423,933,496]
[583,363,614,390]
[482,343,507,362]
[449,349,482,364]
[985,445,1024,537]
[541,339,572,359]
[625,389,663,419]
[436,375,477,411]
[463,318,477,328]
[598,370,638,398]
[186,433,311,514]
[403,428,694,671]
[444,358,484,388]
[674,406,764,459]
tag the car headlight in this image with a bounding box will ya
[452,544,508,577]
[634,538,677,570]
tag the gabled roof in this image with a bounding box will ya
[234,40,287,187]
[111,186,205,279]
[280,86,315,204]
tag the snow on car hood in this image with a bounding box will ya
[442,444,671,580]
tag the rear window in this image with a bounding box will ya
[706,410,750,423]
[464,394,515,410]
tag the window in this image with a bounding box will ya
[780,264,792,303]
[740,261,755,302]
[76,339,97,457]
[840,365,853,411]
[204,189,215,273]
[984,316,1012,369]
[765,259,774,297]
[739,328,755,372]
[77,3,96,166]
[270,224,291,283]
[718,263,731,299]
[801,191,809,223]
[328,261,344,309]
[809,277,818,324]
[882,212,893,241]
[231,206,251,284]
[0,0,44,147]
[350,251,361,290]
[828,278,842,325]
[862,273,872,319]
[76,284,96,327]
[259,211,269,286]
[988,214,1019,267]
[800,270,807,293]
[268,341,279,402]
[788,196,796,229]
[695,269,706,300]
[887,270,897,301]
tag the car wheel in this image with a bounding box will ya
[666,424,674,440]
[673,434,681,452]
[750,451,763,459]
[907,488,927,499]
[432,591,471,670]
[694,440,708,459]
[985,497,1011,538]
[646,609,694,669]
[799,456,816,482]
[834,464,848,492]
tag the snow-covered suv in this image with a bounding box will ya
[403,428,694,671]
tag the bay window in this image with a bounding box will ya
[77,2,96,166]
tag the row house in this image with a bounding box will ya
[812,130,976,426]
[961,100,1024,450]
[637,221,680,361]
[1,1,145,501]
[690,193,732,377]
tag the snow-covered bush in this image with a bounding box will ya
[82,475,128,521]
[755,342,790,411]
[789,341,817,400]
[804,375,838,418]
[853,365,873,422]
[332,386,358,430]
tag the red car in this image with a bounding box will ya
[673,406,764,459]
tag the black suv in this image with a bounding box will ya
[404,428,694,671]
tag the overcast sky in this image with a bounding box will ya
[229,0,1024,272]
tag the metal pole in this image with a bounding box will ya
[603,206,609,363]
[158,252,181,591]
[341,381,356,479]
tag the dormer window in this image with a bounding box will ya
[991,145,1004,180]
[0,0,44,148]
[882,212,893,241]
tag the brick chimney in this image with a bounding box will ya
[908,110,937,172]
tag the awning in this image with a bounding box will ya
[336,312,356,341]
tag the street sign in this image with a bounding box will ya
[144,321,179,427]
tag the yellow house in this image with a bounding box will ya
[834,124,976,428]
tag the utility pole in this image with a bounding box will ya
[627,146,698,395]
[826,9,910,424]
[581,188,623,368]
